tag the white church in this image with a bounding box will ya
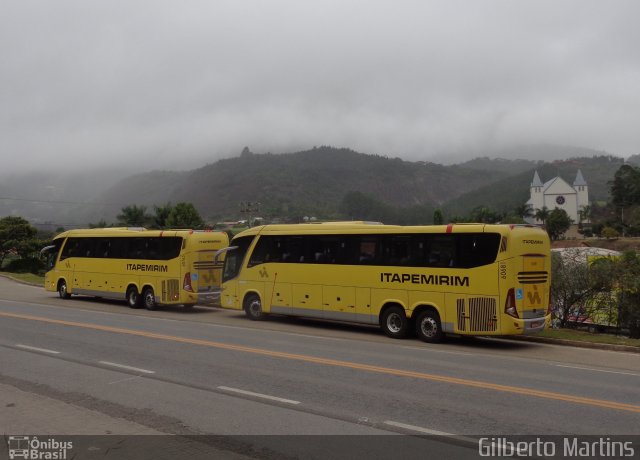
[525,170,589,225]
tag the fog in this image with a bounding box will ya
[1,0,639,174]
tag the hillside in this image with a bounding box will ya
[0,169,125,228]
[2,146,630,226]
[442,155,625,218]
[96,147,511,221]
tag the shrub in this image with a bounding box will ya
[4,257,45,274]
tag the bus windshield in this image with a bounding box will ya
[222,235,255,282]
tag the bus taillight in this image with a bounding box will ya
[505,288,519,319]
[183,273,194,292]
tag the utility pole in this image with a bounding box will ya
[240,201,260,227]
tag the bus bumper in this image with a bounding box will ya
[521,317,547,335]
[197,289,221,306]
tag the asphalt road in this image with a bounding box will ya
[1,277,639,458]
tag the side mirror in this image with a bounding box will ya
[214,246,238,263]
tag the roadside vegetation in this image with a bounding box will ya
[0,271,44,285]
[538,328,640,348]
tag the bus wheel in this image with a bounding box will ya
[415,310,444,343]
[244,294,264,321]
[143,287,157,311]
[126,287,141,309]
[381,306,409,339]
[58,280,71,299]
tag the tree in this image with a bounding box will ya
[433,209,443,225]
[545,208,572,240]
[610,164,640,234]
[514,204,534,220]
[601,226,620,239]
[551,250,601,328]
[0,216,37,268]
[166,203,204,229]
[117,205,149,227]
[534,206,551,226]
[153,203,173,229]
[578,204,591,225]
[615,251,640,338]
[610,164,640,208]
[89,219,109,229]
[469,206,502,223]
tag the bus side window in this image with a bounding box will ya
[96,238,110,258]
[109,238,127,259]
[59,239,75,261]
[382,236,409,266]
[359,240,376,264]
[426,235,455,267]
[129,238,145,259]
[248,236,269,266]
[145,238,159,260]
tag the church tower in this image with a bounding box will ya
[573,169,589,223]
[528,171,544,216]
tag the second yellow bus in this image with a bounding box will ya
[218,222,551,342]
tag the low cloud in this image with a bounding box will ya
[1,0,639,173]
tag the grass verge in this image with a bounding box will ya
[538,327,640,348]
[0,272,44,286]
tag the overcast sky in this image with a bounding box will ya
[1,0,639,174]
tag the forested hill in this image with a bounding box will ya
[96,147,511,220]
[93,148,627,222]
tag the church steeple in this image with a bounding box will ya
[531,170,543,187]
[573,169,587,186]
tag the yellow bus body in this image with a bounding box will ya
[219,223,551,342]
[43,228,229,309]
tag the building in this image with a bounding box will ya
[525,170,589,225]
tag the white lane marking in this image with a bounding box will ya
[99,361,155,374]
[15,344,60,354]
[400,346,472,356]
[384,420,456,436]
[384,421,478,445]
[555,364,640,377]
[108,376,144,385]
[217,386,301,405]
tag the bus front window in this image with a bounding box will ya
[40,239,63,270]
[222,236,254,282]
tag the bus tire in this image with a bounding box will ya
[415,309,444,343]
[58,280,71,299]
[381,306,409,339]
[126,287,141,309]
[244,294,264,321]
[183,304,195,310]
[142,287,157,311]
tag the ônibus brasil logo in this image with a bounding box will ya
[7,436,73,460]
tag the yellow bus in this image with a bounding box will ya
[218,222,551,342]
[41,228,229,310]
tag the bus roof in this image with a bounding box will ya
[232,223,547,238]
[52,228,228,240]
